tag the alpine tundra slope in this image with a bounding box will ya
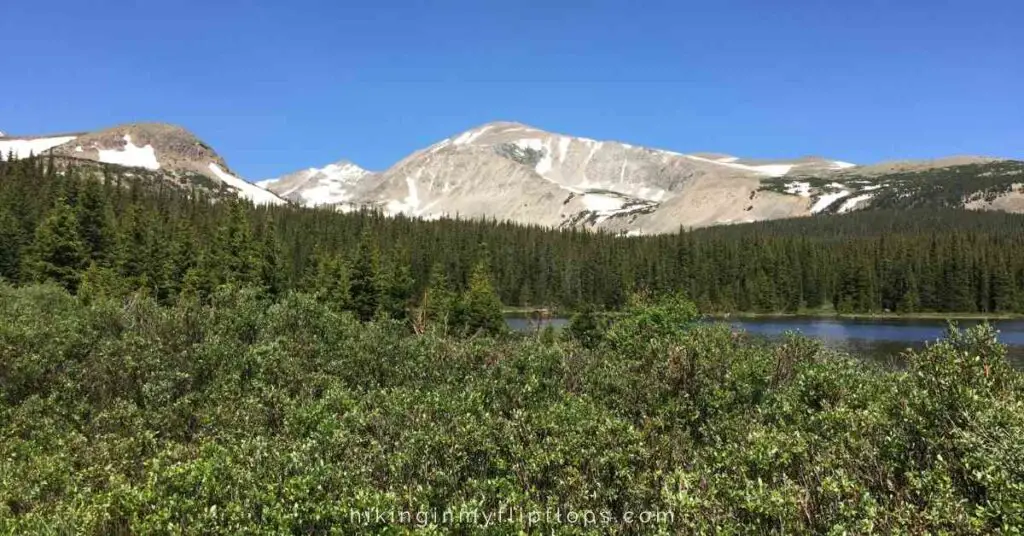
[4,121,1020,233]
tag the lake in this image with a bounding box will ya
[506,315,1024,369]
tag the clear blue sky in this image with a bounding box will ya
[2,0,1021,179]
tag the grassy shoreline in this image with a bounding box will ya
[503,307,1022,321]
[704,311,1023,321]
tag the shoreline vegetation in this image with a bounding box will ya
[2,286,1022,533]
[505,307,1024,321]
[706,310,1023,321]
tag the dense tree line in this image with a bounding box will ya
[3,154,1024,314]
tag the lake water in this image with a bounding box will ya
[506,315,1024,369]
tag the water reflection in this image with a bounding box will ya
[505,315,1024,369]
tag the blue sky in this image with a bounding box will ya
[1,0,1021,179]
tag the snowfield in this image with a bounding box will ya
[208,163,286,205]
[784,181,812,197]
[97,135,160,170]
[0,136,77,159]
[683,154,794,177]
[838,194,874,213]
[811,191,851,214]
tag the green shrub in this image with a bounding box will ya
[0,285,1021,534]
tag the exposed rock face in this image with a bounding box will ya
[260,122,859,232]
[261,122,1020,233]
[6,120,1020,229]
[1,123,285,205]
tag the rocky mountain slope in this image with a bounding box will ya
[255,160,371,207]
[5,121,1017,233]
[0,123,285,205]
[260,121,1018,234]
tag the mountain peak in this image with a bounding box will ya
[0,122,285,206]
[258,159,372,206]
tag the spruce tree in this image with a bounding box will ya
[376,253,414,320]
[0,206,23,282]
[23,197,88,292]
[75,178,117,266]
[303,250,351,311]
[349,229,381,321]
[258,218,286,297]
[460,256,505,336]
[116,204,155,293]
[423,262,458,328]
[214,201,258,285]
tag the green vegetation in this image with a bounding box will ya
[4,154,1024,317]
[868,161,1024,210]
[760,160,1024,213]
[2,154,1024,532]
[1,285,1022,533]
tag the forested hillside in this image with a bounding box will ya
[2,154,1024,314]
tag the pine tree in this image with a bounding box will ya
[257,218,286,297]
[214,201,258,285]
[349,229,382,321]
[422,262,458,328]
[78,261,126,304]
[565,302,603,349]
[376,252,415,320]
[116,204,155,293]
[303,250,351,311]
[75,178,117,266]
[0,206,24,282]
[460,256,505,336]
[896,271,921,313]
[23,197,88,292]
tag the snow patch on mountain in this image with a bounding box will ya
[0,135,77,160]
[453,125,493,145]
[557,137,571,163]
[838,194,874,213]
[514,139,545,152]
[386,173,429,216]
[97,134,160,170]
[582,192,626,212]
[784,181,812,197]
[683,154,793,177]
[832,160,857,169]
[811,191,850,213]
[534,139,554,176]
[208,163,285,205]
[578,192,657,224]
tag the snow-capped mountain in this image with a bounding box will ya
[258,160,372,208]
[260,122,873,232]
[261,121,1018,233]
[0,123,285,206]
[6,121,1017,232]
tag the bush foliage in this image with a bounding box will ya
[1,285,1021,534]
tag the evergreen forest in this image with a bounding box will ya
[2,155,1024,316]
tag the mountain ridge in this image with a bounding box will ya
[0,122,286,206]
[4,120,1020,233]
